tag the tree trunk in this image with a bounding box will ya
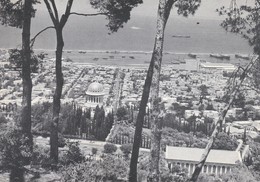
[148,0,174,181]
[50,27,64,166]
[10,166,25,182]
[129,1,174,181]
[129,53,154,182]
[21,0,33,153]
[11,0,33,181]
[190,57,257,181]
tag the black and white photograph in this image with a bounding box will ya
[0,0,260,181]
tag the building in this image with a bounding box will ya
[165,146,243,175]
[185,59,200,71]
[200,62,237,72]
[85,82,105,110]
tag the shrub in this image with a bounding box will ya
[60,142,85,165]
[31,144,50,168]
[103,143,117,154]
[61,155,128,182]
[92,147,98,155]
[58,133,66,148]
[120,143,132,158]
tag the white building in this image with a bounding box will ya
[166,146,243,175]
[85,82,105,110]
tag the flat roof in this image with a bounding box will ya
[166,146,241,165]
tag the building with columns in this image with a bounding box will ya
[165,146,243,175]
[85,82,105,110]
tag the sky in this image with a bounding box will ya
[34,0,239,20]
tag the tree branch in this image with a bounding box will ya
[44,0,59,26]
[50,0,59,21]
[69,12,108,17]
[30,26,55,48]
[60,0,74,28]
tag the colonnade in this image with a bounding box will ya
[168,161,231,175]
[87,96,102,103]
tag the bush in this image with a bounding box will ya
[92,147,98,155]
[31,144,50,168]
[103,143,117,154]
[120,143,132,158]
[0,125,32,181]
[61,155,128,182]
[58,133,66,148]
[60,142,85,165]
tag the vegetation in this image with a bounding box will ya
[103,143,117,154]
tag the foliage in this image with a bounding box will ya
[61,155,128,181]
[222,91,246,108]
[31,102,113,141]
[103,143,117,154]
[0,0,39,28]
[161,127,208,150]
[8,49,45,73]
[60,142,85,165]
[217,1,260,54]
[0,125,32,171]
[92,147,98,155]
[212,132,238,151]
[90,0,143,33]
[120,143,132,158]
[174,0,201,17]
[58,133,66,148]
[31,144,50,168]
[116,107,128,121]
[221,164,257,182]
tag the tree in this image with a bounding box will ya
[116,107,128,121]
[129,1,201,181]
[212,132,238,150]
[103,143,117,154]
[0,0,39,180]
[43,0,142,166]
[8,49,44,73]
[120,143,132,159]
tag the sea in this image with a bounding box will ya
[0,14,252,54]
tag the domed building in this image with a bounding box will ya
[85,82,105,106]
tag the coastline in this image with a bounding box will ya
[0,48,251,67]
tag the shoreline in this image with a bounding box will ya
[0,48,252,56]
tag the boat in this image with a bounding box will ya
[210,53,230,60]
[188,53,197,58]
[172,35,191,38]
[235,54,250,60]
[221,54,231,60]
[93,58,99,61]
[79,51,86,54]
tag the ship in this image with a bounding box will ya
[210,53,230,60]
[172,35,191,38]
[188,53,197,58]
[235,54,250,60]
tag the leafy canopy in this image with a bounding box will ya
[90,0,143,33]
[0,0,39,28]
